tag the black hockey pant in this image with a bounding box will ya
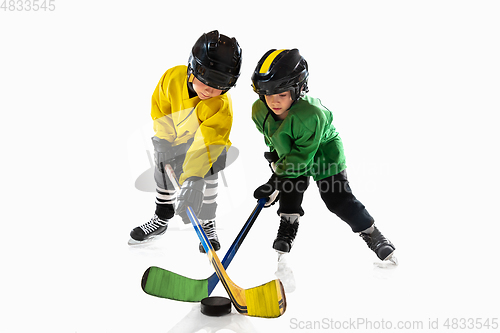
[278,170,374,233]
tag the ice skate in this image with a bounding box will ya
[273,214,299,253]
[359,225,396,262]
[198,220,220,253]
[129,214,169,245]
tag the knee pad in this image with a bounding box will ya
[198,202,217,220]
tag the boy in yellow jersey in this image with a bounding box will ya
[129,31,242,252]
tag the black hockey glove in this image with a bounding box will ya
[264,150,279,164]
[254,151,281,207]
[254,173,281,207]
[175,177,206,223]
[152,136,174,173]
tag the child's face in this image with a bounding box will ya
[265,91,293,119]
[192,77,223,100]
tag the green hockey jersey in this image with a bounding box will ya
[252,95,346,181]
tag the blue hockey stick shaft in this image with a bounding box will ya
[207,198,266,293]
[165,164,267,294]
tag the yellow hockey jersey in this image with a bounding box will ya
[151,65,233,184]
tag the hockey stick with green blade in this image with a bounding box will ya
[160,164,286,318]
[141,197,266,302]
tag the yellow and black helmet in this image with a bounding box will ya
[251,49,308,100]
[188,30,242,91]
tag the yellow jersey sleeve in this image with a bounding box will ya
[150,65,233,184]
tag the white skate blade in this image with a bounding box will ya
[128,236,157,246]
[275,253,296,293]
[387,254,398,265]
[374,252,398,268]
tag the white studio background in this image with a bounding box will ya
[1,1,499,332]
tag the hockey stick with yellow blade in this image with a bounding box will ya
[166,164,286,318]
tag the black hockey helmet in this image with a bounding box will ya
[188,30,242,91]
[251,49,308,101]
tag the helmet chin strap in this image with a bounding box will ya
[289,86,306,107]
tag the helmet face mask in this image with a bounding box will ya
[251,49,309,101]
[188,30,242,91]
[189,57,239,90]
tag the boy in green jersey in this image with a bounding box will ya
[251,49,396,262]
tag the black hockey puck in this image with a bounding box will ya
[200,296,232,316]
